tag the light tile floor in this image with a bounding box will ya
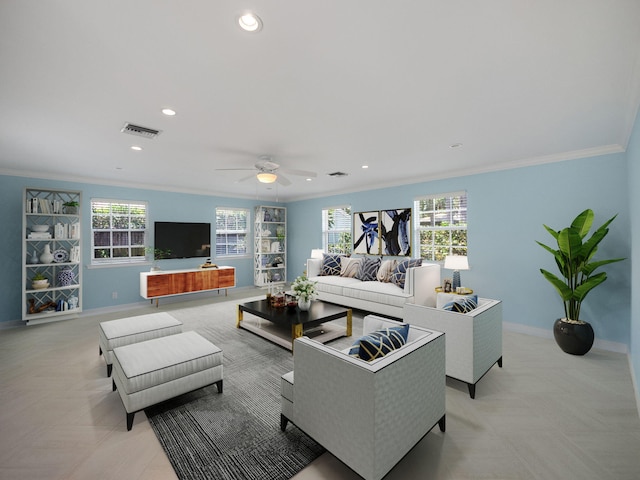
[1,290,639,479]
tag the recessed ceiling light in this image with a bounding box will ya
[162,108,176,116]
[238,13,263,32]
[131,145,143,151]
[362,165,369,169]
[306,178,312,182]
[450,143,463,148]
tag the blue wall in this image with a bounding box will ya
[288,153,631,347]
[628,109,640,403]
[0,177,273,322]
[0,150,633,351]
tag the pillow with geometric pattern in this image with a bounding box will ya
[442,295,478,313]
[355,256,381,281]
[320,253,345,276]
[340,257,362,278]
[348,324,410,361]
[391,258,422,289]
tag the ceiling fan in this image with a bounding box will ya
[215,155,317,186]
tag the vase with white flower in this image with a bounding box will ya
[291,275,317,311]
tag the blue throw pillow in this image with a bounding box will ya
[391,258,422,289]
[355,257,381,281]
[348,324,410,361]
[443,295,478,313]
[320,253,345,276]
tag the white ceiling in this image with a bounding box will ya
[1,1,639,202]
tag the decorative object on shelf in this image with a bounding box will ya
[444,255,469,290]
[57,268,75,287]
[53,248,69,263]
[67,295,79,309]
[270,241,281,253]
[537,209,625,355]
[63,201,79,214]
[31,273,49,290]
[28,298,57,314]
[31,224,49,233]
[292,275,317,311]
[39,244,54,264]
[27,250,39,264]
[271,272,282,282]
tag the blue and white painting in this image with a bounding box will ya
[353,211,380,255]
[380,208,411,256]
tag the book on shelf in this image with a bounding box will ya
[28,232,52,239]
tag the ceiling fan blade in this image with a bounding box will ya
[215,168,256,171]
[280,167,317,178]
[276,174,292,186]
[235,173,257,183]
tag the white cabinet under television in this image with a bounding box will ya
[254,205,286,287]
[22,187,82,324]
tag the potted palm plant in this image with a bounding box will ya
[536,209,625,355]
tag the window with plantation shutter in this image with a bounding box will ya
[90,199,148,264]
[414,192,467,262]
[216,207,249,257]
[322,206,352,254]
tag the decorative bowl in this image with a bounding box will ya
[32,280,49,290]
[31,225,49,232]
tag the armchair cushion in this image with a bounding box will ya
[391,258,422,289]
[348,323,410,361]
[443,295,478,313]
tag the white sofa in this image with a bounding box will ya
[280,315,446,480]
[403,298,503,398]
[307,258,441,318]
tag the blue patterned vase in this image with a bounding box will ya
[57,268,75,287]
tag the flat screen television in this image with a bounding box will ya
[154,222,211,259]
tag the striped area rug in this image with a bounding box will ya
[144,297,331,480]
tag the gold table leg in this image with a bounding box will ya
[236,306,243,328]
[346,309,352,337]
[291,323,303,352]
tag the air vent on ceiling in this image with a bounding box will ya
[327,171,349,177]
[120,123,162,139]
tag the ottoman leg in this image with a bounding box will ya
[215,379,223,393]
[99,346,102,356]
[127,412,135,431]
[112,379,117,392]
[280,414,289,431]
[107,363,112,377]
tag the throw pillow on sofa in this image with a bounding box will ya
[443,295,478,313]
[348,324,410,361]
[391,258,422,289]
[340,257,362,278]
[320,253,345,276]
[377,259,398,282]
[355,256,381,281]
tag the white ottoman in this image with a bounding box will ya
[112,331,223,431]
[99,312,183,377]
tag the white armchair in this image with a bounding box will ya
[403,298,503,399]
[280,315,445,480]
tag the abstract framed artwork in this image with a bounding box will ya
[353,211,380,255]
[380,208,411,256]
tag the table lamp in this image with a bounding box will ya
[311,249,324,260]
[444,255,469,290]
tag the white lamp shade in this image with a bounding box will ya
[311,249,324,259]
[444,255,469,271]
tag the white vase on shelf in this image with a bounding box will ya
[39,244,53,264]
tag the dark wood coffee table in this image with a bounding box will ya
[237,299,352,351]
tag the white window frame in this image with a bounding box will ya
[322,205,352,254]
[414,191,467,262]
[90,199,149,266]
[215,207,250,258]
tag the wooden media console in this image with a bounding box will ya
[140,267,235,306]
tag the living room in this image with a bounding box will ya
[2,2,640,479]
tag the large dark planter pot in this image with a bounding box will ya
[553,318,594,355]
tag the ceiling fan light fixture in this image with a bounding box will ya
[257,172,277,183]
